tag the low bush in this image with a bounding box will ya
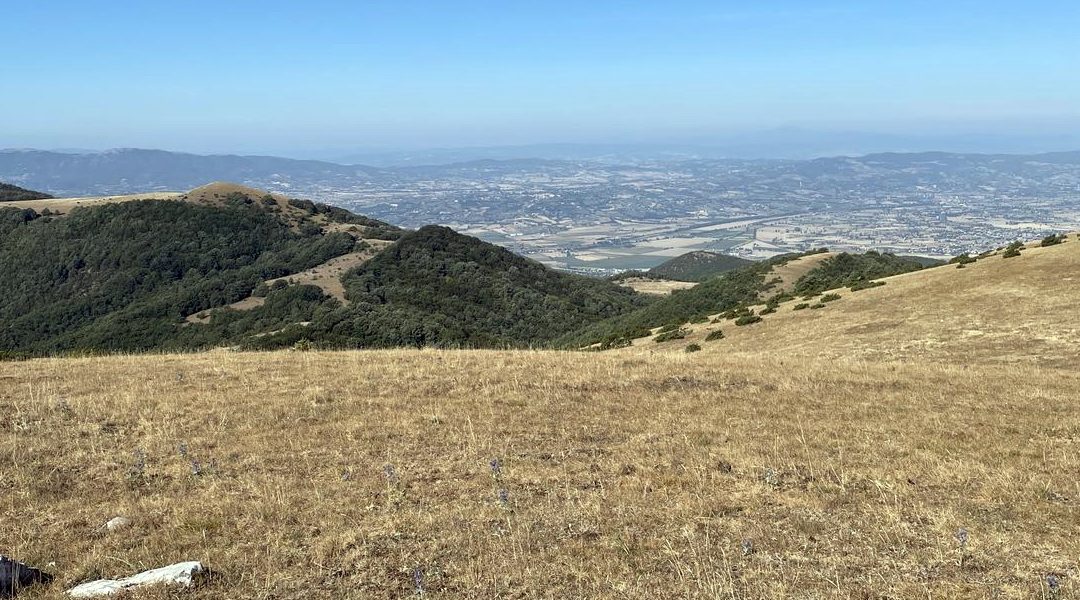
[705,329,725,342]
[849,280,885,292]
[1041,233,1066,247]
[793,303,809,311]
[735,315,763,326]
[950,253,977,265]
[821,293,841,303]
[810,303,826,309]
[654,327,689,343]
[685,343,702,353]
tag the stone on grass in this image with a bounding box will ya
[66,561,204,598]
[0,555,53,598]
[103,517,132,532]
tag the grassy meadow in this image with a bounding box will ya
[3,347,1077,598]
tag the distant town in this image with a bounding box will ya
[4,148,1079,275]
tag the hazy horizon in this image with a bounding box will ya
[3,1,1079,157]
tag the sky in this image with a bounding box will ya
[2,0,1079,156]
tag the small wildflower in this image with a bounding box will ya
[741,539,754,556]
[763,468,780,488]
[190,460,203,476]
[1047,573,1061,597]
[498,488,510,506]
[955,528,969,549]
[128,449,147,479]
[383,464,398,483]
[489,458,502,481]
[412,567,424,595]
[341,469,352,481]
[177,442,188,457]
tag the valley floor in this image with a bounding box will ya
[3,348,1077,598]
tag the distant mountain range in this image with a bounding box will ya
[4,147,1080,200]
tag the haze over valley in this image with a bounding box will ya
[4,147,1080,274]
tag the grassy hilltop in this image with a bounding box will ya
[3,234,1079,598]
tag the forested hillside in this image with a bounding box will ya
[243,226,651,349]
[647,250,754,281]
[0,195,647,355]
[0,181,52,201]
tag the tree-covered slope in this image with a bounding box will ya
[0,201,648,355]
[246,226,651,349]
[0,181,52,201]
[790,251,928,295]
[647,251,754,282]
[0,199,361,353]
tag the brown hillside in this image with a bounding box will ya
[648,235,1080,368]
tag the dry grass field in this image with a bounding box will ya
[3,347,1077,599]
[3,236,1079,598]
[651,236,1080,369]
[2,192,184,215]
[618,278,699,296]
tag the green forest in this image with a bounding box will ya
[0,202,648,355]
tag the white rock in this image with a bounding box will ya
[66,561,203,597]
[103,516,132,531]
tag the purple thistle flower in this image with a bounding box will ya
[489,458,502,480]
[498,488,510,505]
[1047,573,1061,594]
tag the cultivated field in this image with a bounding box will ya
[3,346,1077,598]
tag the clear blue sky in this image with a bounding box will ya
[2,0,1078,154]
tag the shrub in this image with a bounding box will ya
[596,336,633,351]
[721,307,753,320]
[850,280,885,292]
[251,282,270,298]
[820,293,841,303]
[760,306,777,315]
[735,315,762,326]
[292,339,314,352]
[793,303,809,311]
[1041,233,1066,247]
[654,327,689,343]
[950,253,977,265]
[1003,240,1025,258]
[685,343,702,353]
[810,303,826,309]
[705,330,725,342]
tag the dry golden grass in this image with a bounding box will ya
[653,236,1080,369]
[5,235,1080,598]
[2,192,183,215]
[760,252,836,297]
[618,278,699,296]
[3,347,1078,598]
